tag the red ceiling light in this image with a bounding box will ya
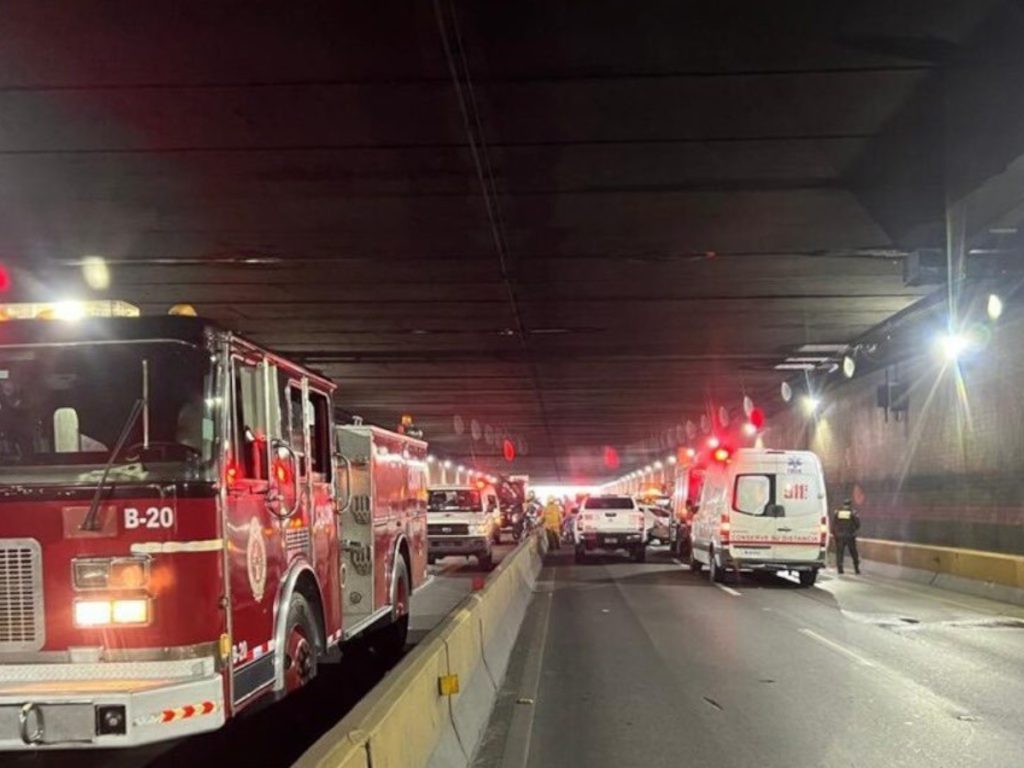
[0,263,10,293]
[502,438,516,462]
[749,407,765,429]
[603,445,620,469]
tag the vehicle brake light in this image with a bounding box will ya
[719,511,731,545]
[819,515,828,545]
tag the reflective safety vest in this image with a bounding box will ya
[833,508,860,538]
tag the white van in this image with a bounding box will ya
[689,449,828,586]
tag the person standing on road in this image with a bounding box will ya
[542,497,563,550]
[832,498,861,574]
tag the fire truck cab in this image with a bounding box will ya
[0,312,422,750]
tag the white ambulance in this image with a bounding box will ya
[688,448,828,586]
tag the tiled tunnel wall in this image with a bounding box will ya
[764,316,1024,554]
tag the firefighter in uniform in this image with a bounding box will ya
[832,498,861,574]
[542,497,563,550]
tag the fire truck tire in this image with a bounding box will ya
[373,556,410,659]
[283,593,319,693]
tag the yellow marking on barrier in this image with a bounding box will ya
[438,673,460,696]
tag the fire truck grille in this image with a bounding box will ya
[0,539,45,651]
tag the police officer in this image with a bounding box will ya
[832,498,861,574]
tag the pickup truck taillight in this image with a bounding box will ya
[634,513,645,529]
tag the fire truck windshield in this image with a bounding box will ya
[0,341,216,483]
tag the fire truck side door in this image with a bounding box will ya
[225,355,281,709]
[304,385,341,641]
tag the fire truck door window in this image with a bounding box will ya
[307,389,331,480]
[232,360,265,480]
[286,384,307,468]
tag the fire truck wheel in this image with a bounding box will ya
[373,556,410,659]
[283,593,319,693]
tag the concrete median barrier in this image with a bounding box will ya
[296,531,547,768]
[860,538,1024,605]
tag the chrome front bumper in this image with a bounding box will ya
[0,657,224,750]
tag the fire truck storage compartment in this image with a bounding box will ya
[334,424,428,639]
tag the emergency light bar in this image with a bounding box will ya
[0,300,140,321]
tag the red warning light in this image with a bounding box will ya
[713,447,731,463]
[749,408,765,429]
[502,439,516,462]
[603,445,620,469]
[0,263,9,293]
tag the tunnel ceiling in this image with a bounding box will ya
[4,1,1024,482]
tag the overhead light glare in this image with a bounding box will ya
[842,355,856,378]
[988,294,1004,321]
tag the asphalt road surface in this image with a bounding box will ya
[477,546,1024,768]
[12,541,515,768]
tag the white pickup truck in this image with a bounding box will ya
[427,485,500,569]
[574,495,648,563]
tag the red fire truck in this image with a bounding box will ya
[0,309,426,749]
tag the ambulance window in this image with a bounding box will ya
[232,359,265,479]
[733,475,773,516]
[308,389,331,479]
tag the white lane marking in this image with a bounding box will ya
[715,583,741,597]
[798,628,876,667]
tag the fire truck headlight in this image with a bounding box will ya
[72,559,110,590]
[74,599,150,627]
[73,556,150,591]
[109,559,148,589]
[74,600,112,627]
[112,599,149,624]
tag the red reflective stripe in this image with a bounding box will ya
[182,705,196,719]
[201,701,215,715]
[731,540,820,546]
[161,710,175,723]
